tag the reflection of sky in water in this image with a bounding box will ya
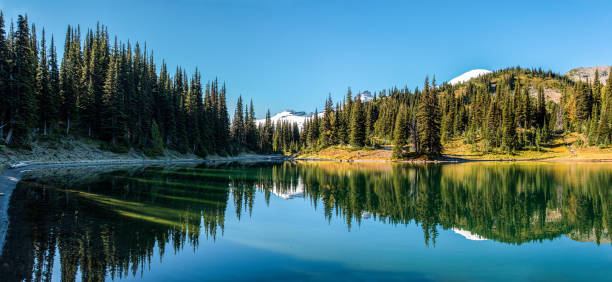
[45,187,610,282]
[10,162,609,281]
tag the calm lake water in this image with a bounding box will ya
[1,161,610,281]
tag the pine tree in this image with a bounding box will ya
[60,25,79,135]
[365,102,378,144]
[588,107,599,145]
[245,100,258,150]
[416,77,441,155]
[150,120,164,155]
[592,69,601,108]
[36,29,53,135]
[262,110,273,153]
[203,80,216,152]
[232,95,245,145]
[392,104,409,158]
[308,109,320,147]
[217,82,230,153]
[576,81,592,123]
[536,86,546,128]
[349,98,365,147]
[48,35,60,133]
[0,12,8,140]
[10,15,38,145]
[501,96,517,152]
[320,94,334,146]
[101,39,125,147]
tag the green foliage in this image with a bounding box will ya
[149,120,164,156]
[349,97,366,147]
[417,77,442,155]
[0,11,268,156]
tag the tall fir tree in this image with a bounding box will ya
[416,77,441,155]
[349,97,366,147]
[10,15,38,145]
[36,29,54,135]
[0,12,8,140]
[392,104,409,158]
[232,95,245,146]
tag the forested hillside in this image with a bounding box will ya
[295,67,612,159]
[0,11,610,160]
[0,12,271,157]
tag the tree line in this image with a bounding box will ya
[0,12,281,156]
[1,12,610,158]
[296,67,612,158]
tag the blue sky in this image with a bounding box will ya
[2,0,611,118]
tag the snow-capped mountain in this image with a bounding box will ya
[256,110,318,129]
[258,91,372,130]
[358,90,374,102]
[449,69,492,85]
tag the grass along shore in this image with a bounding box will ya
[297,133,612,162]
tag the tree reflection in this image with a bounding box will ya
[0,162,609,281]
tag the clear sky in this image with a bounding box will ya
[2,0,611,118]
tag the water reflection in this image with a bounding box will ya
[0,161,610,281]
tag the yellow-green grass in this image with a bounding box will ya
[298,145,392,161]
[299,133,612,162]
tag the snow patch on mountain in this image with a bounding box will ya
[256,110,315,129]
[358,91,374,102]
[258,90,372,130]
[452,228,488,241]
[449,69,492,85]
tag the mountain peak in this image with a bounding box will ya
[449,69,492,85]
[358,90,374,102]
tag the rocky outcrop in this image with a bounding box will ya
[565,66,611,85]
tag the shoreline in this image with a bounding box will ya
[1,154,609,252]
[294,156,612,164]
[0,154,287,253]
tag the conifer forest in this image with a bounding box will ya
[0,12,610,159]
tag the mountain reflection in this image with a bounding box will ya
[0,161,610,281]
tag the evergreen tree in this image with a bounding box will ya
[349,98,366,147]
[10,15,38,145]
[575,81,592,123]
[320,94,334,146]
[60,25,79,135]
[392,105,409,158]
[416,77,441,155]
[245,100,258,150]
[501,96,518,152]
[36,29,53,135]
[232,95,245,145]
[216,82,230,153]
[150,120,164,155]
[0,12,8,140]
[101,39,125,148]
[536,86,546,128]
[365,102,378,144]
[48,35,60,133]
[262,110,273,153]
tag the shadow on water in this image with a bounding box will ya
[0,161,610,281]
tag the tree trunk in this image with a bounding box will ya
[5,128,13,144]
[66,117,71,135]
[43,121,47,136]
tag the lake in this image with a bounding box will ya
[0,161,610,281]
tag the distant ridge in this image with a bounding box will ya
[258,90,373,129]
